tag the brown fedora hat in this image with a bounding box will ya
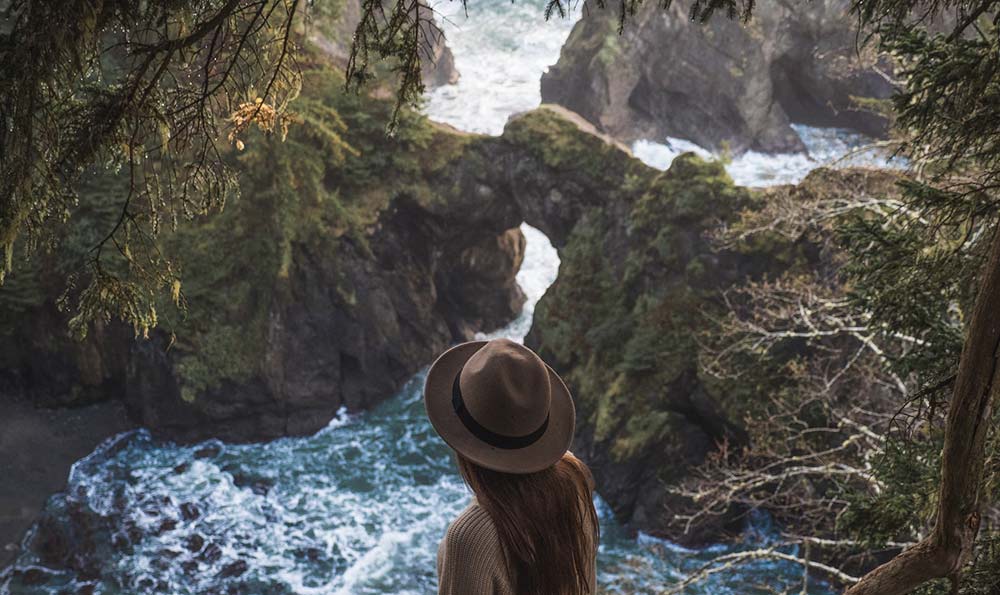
[423,338,575,474]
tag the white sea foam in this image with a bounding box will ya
[0,1,864,593]
[1,227,828,595]
[634,125,905,187]
[424,0,580,135]
[476,224,559,344]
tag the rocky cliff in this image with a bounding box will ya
[522,149,901,544]
[0,101,515,448]
[540,0,894,153]
[1,92,899,559]
[0,59,476,563]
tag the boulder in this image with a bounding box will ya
[540,0,894,153]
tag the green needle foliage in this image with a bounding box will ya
[0,0,309,337]
[2,1,1000,588]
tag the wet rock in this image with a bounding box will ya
[151,557,171,573]
[193,445,221,459]
[218,559,249,579]
[155,518,178,535]
[0,400,132,566]
[184,533,205,553]
[14,567,49,585]
[125,522,143,545]
[31,513,73,567]
[27,497,108,576]
[229,471,274,496]
[75,565,101,582]
[172,462,190,474]
[541,0,894,152]
[200,543,223,563]
[180,502,200,521]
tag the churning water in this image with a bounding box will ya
[2,0,896,592]
[424,1,580,135]
[1,229,828,595]
[632,126,901,187]
[425,0,899,185]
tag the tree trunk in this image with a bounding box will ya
[844,222,1000,594]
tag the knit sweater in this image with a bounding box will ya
[436,501,597,595]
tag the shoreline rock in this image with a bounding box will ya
[540,0,894,154]
[0,103,903,562]
[0,399,133,566]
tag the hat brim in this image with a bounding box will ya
[424,341,576,474]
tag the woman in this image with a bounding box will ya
[424,337,600,595]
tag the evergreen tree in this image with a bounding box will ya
[3,1,1000,591]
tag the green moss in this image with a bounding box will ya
[610,410,674,461]
[501,107,634,175]
[595,21,624,68]
[152,46,495,401]
[530,145,819,482]
[592,371,628,443]
[0,41,475,404]
[631,152,744,228]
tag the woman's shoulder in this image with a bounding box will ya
[444,502,503,552]
[437,502,514,594]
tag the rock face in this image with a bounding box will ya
[122,196,526,443]
[0,99,898,554]
[309,0,459,87]
[0,153,525,446]
[0,95,523,555]
[515,128,900,542]
[540,0,894,153]
[0,399,132,565]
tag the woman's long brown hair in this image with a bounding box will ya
[457,452,600,595]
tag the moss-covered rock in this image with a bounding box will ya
[0,61,901,551]
[0,54,509,443]
[519,145,900,544]
[522,151,765,543]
